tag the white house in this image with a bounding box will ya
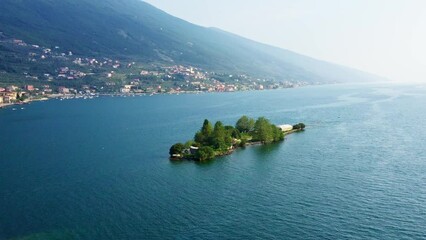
[278,124,293,132]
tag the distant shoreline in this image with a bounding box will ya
[0,86,309,109]
[0,97,49,109]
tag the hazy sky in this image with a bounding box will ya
[144,0,426,82]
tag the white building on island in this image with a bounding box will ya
[278,124,293,132]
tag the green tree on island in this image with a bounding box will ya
[184,140,199,149]
[225,125,241,139]
[169,143,185,156]
[253,117,284,143]
[254,117,275,143]
[210,121,232,151]
[194,119,213,145]
[236,115,255,133]
[195,146,216,161]
[293,123,306,130]
[273,125,285,142]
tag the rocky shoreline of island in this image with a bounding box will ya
[169,116,305,162]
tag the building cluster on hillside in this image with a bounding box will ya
[1,37,308,97]
[163,65,208,80]
[0,84,69,105]
[0,85,40,105]
[73,57,129,69]
[57,67,87,80]
[0,87,19,104]
[6,38,123,80]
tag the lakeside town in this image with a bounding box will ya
[0,35,309,108]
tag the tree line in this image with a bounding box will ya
[170,115,295,161]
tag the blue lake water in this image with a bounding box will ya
[1,83,426,239]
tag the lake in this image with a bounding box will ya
[1,83,426,239]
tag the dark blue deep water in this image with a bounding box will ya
[1,83,426,239]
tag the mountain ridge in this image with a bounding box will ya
[0,0,385,84]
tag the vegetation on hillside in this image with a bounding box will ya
[0,0,383,89]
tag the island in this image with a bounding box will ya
[169,116,305,161]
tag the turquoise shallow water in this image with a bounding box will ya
[1,83,426,239]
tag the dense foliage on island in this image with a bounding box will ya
[170,116,305,161]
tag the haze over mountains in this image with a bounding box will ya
[0,0,383,83]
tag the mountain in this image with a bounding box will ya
[0,0,383,83]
